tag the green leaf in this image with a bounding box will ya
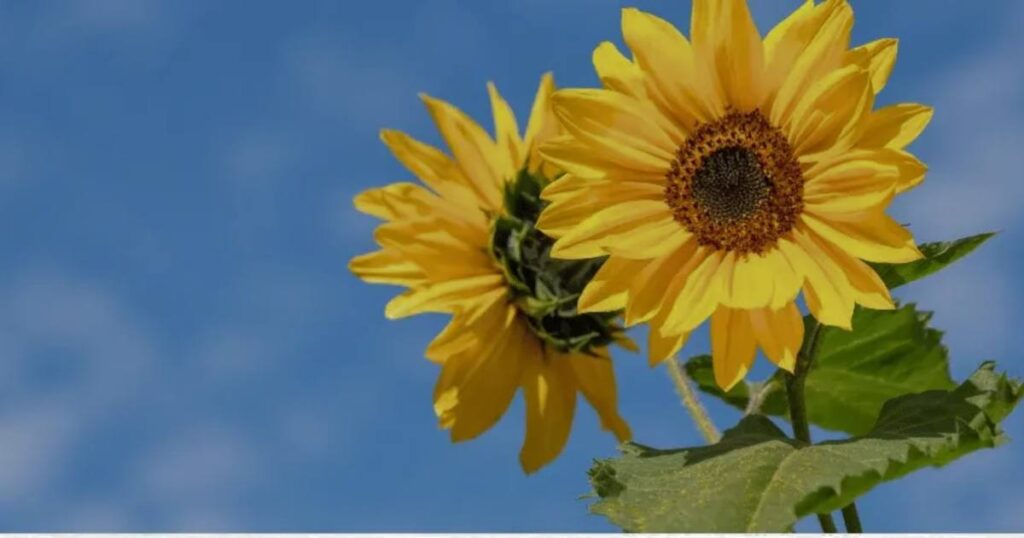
[686,303,955,435]
[870,232,995,289]
[588,363,1022,532]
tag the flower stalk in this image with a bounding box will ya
[668,356,721,444]
[785,319,843,534]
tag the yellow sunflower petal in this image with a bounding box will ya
[549,199,677,260]
[520,351,578,473]
[434,303,522,438]
[778,229,855,329]
[355,181,486,229]
[769,0,854,127]
[748,302,803,373]
[487,81,523,178]
[806,146,927,196]
[523,72,560,173]
[622,7,715,128]
[723,251,782,309]
[762,0,815,107]
[577,256,645,313]
[710,305,758,390]
[802,209,922,264]
[646,264,698,365]
[384,274,506,319]
[625,238,699,325]
[375,219,493,280]
[787,64,873,157]
[420,94,503,210]
[803,155,900,214]
[812,235,895,311]
[860,103,934,149]
[537,178,665,238]
[691,0,765,112]
[379,129,484,212]
[647,326,690,367]
[593,41,646,99]
[661,248,725,335]
[603,217,692,260]
[846,38,898,93]
[540,135,667,182]
[569,352,632,441]
[551,89,678,172]
[349,249,425,287]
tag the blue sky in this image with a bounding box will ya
[0,0,1020,531]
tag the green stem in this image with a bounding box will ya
[784,320,839,533]
[667,356,721,444]
[842,502,863,533]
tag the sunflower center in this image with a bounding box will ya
[665,110,804,255]
[691,146,770,222]
[490,169,623,355]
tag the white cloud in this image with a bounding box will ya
[0,271,158,501]
[283,33,421,129]
[900,13,1024,238]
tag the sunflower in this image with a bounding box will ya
[350,74,632,473]
[537,0,931,390]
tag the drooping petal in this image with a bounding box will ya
[569,352,632,441]
[434,304,524,441]
[748,302,804,373]
[520,352,578,473]
[710,305,758,390]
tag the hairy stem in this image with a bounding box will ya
[785,320,840,533]
[667,356,721,444]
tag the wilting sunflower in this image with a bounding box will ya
[350,74,632,473]
[538,0,931,390]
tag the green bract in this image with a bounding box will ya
[490,169,623,354]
